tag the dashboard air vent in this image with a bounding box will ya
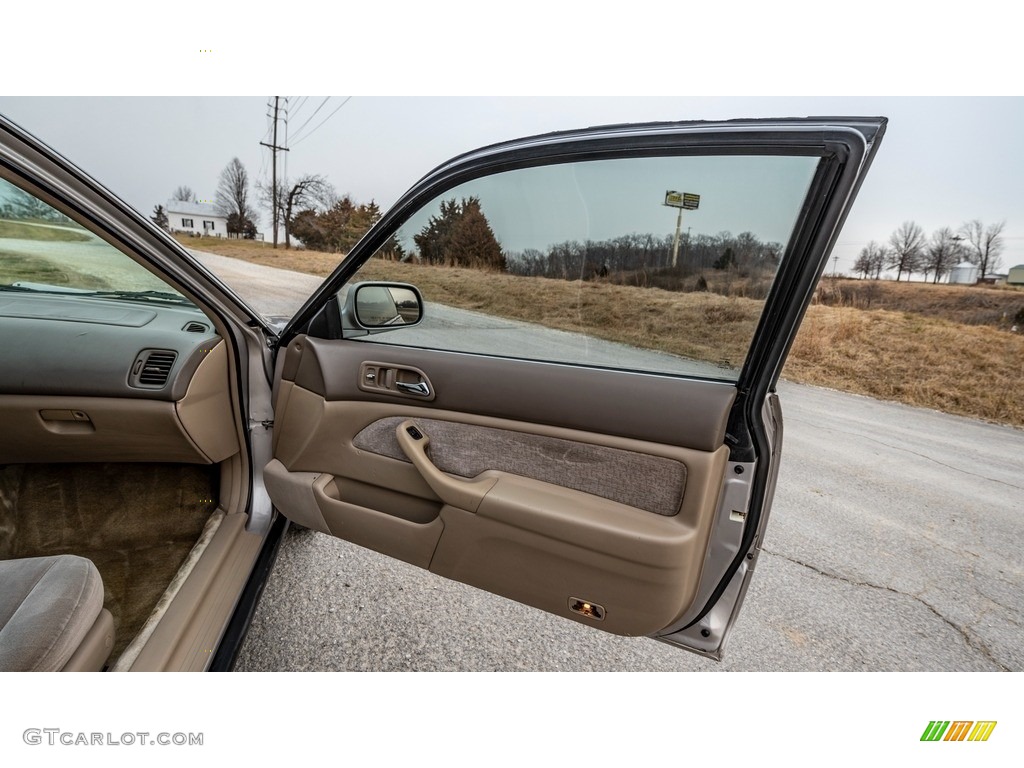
[130,350,177,388]
[182,321,208,333]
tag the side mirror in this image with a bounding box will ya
[341,282,424,337]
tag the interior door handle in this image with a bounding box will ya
[395,420,497,512]
[395,380,430,397]
[359,362,435,401]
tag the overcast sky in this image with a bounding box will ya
[2,4,1022,275]
[1,96,1021,274]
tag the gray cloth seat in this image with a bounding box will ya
[0,555,114,671]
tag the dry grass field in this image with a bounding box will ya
[814,277,1024,329]
[789,305,1023,425]
[178,237,1024,428]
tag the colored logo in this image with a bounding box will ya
[921,721,997,742]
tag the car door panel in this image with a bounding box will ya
[264,118,885,655]
[267,334,734,635]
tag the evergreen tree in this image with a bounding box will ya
[287,195,382,253]
[226,212,257,239]
[413,197,504,270]
[150,204,169,231]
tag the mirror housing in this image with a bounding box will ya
[340,282,424,337]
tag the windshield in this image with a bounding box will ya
[0,177,195,305]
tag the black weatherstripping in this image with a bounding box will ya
[676,120,887,634]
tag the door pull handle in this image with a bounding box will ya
[396,380,431,397]
[396,421,496,511]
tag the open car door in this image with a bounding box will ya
[266,118,885,659]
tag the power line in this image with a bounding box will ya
[260,96,289,248]
[257,103,275,201]
[289,96,309,120]
[289,97,330,142]
[291,97,351,146]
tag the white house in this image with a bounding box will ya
[1008,264,1024,286]
[165,200,227,238]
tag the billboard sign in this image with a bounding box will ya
[665,191,700,210]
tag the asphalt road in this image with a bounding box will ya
[188,250,1024,671]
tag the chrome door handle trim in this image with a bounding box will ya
[396,380,431,397]
[358,361,435,401]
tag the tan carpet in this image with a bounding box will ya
[0,463,217,660]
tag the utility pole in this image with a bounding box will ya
[260,96,289,248]
[663,190,699,269]
[670,207,683,269]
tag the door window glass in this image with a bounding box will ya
[352,154,819,380]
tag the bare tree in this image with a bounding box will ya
[853,241,887,279]
[853,248,872,279]
[260,175,334,248]
[959,219,1006,278]
[215,158,254,232]
[887,221,926,281]
[924,227,961,284]
[258,179,286,238]
[171,186,196,202]
[282,175,333,249]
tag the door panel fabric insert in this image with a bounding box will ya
[352,416,687,516]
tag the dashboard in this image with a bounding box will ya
[0,292,219,400]
[0,292,239,465]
